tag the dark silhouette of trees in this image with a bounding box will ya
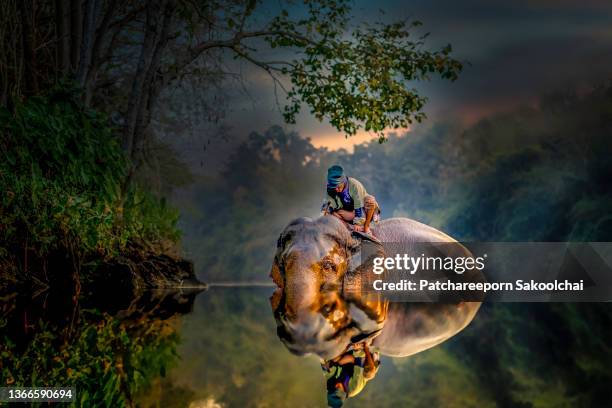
[0,0,462,181]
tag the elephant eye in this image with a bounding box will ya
[322,304,333,315]
[321,258,335,271]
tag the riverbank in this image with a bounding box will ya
[0,88,202,293]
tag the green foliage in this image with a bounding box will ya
[174,0,463,141]
[446,303,612,408]
[433,88,612,242]
[120,189,181,248]
[0,312,179,408]
[0,88,180,270]
[0,90,121,256]
[266,1,463,140]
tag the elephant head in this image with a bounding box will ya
[270,216,388,359]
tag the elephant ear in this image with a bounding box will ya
[269,257,284,289]
[269,257,284,312]
[347,231,384,272]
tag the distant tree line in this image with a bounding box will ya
[179,85,612,281]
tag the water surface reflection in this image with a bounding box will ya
[160,288,612,408]
[1,288,610,407]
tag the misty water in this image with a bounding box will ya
[2,285,609,407]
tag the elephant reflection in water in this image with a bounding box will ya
[269,215,485,406]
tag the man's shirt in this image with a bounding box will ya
[322,349,376,398]
[325,177,368,212]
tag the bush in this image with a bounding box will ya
[0,88,180,273]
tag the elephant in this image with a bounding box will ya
[269,215,484,360]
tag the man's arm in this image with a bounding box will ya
[337,353,356,365]
[321,200,330,215]
[348,178,368,228]
[353,207,366,228]
[362,343,379,380]
[321,195,334,215]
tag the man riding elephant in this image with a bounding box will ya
[271,186,485,406]
[270,215,484,360]
[323,341,380,407]
[322,165,380,235]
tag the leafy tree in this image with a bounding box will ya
[1,0,462,170]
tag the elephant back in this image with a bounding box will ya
[367,217,482,357]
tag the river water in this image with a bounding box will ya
[0,287,609,407]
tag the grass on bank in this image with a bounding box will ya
[0,87,180,283]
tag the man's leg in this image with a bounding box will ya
[331,209,355,229]
[335,209,355,222]
[363,195,378,233]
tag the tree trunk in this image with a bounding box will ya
[69,0,82,71]
[0,1,19,108]
[122,0,168,158]
[77,0,101,86]
[18,0,38,95]
[132,1,174,158]
[84,0,119,105]
[55,0,71,74]
[120,0,174,200]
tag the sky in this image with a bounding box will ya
[166,0,612,169]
